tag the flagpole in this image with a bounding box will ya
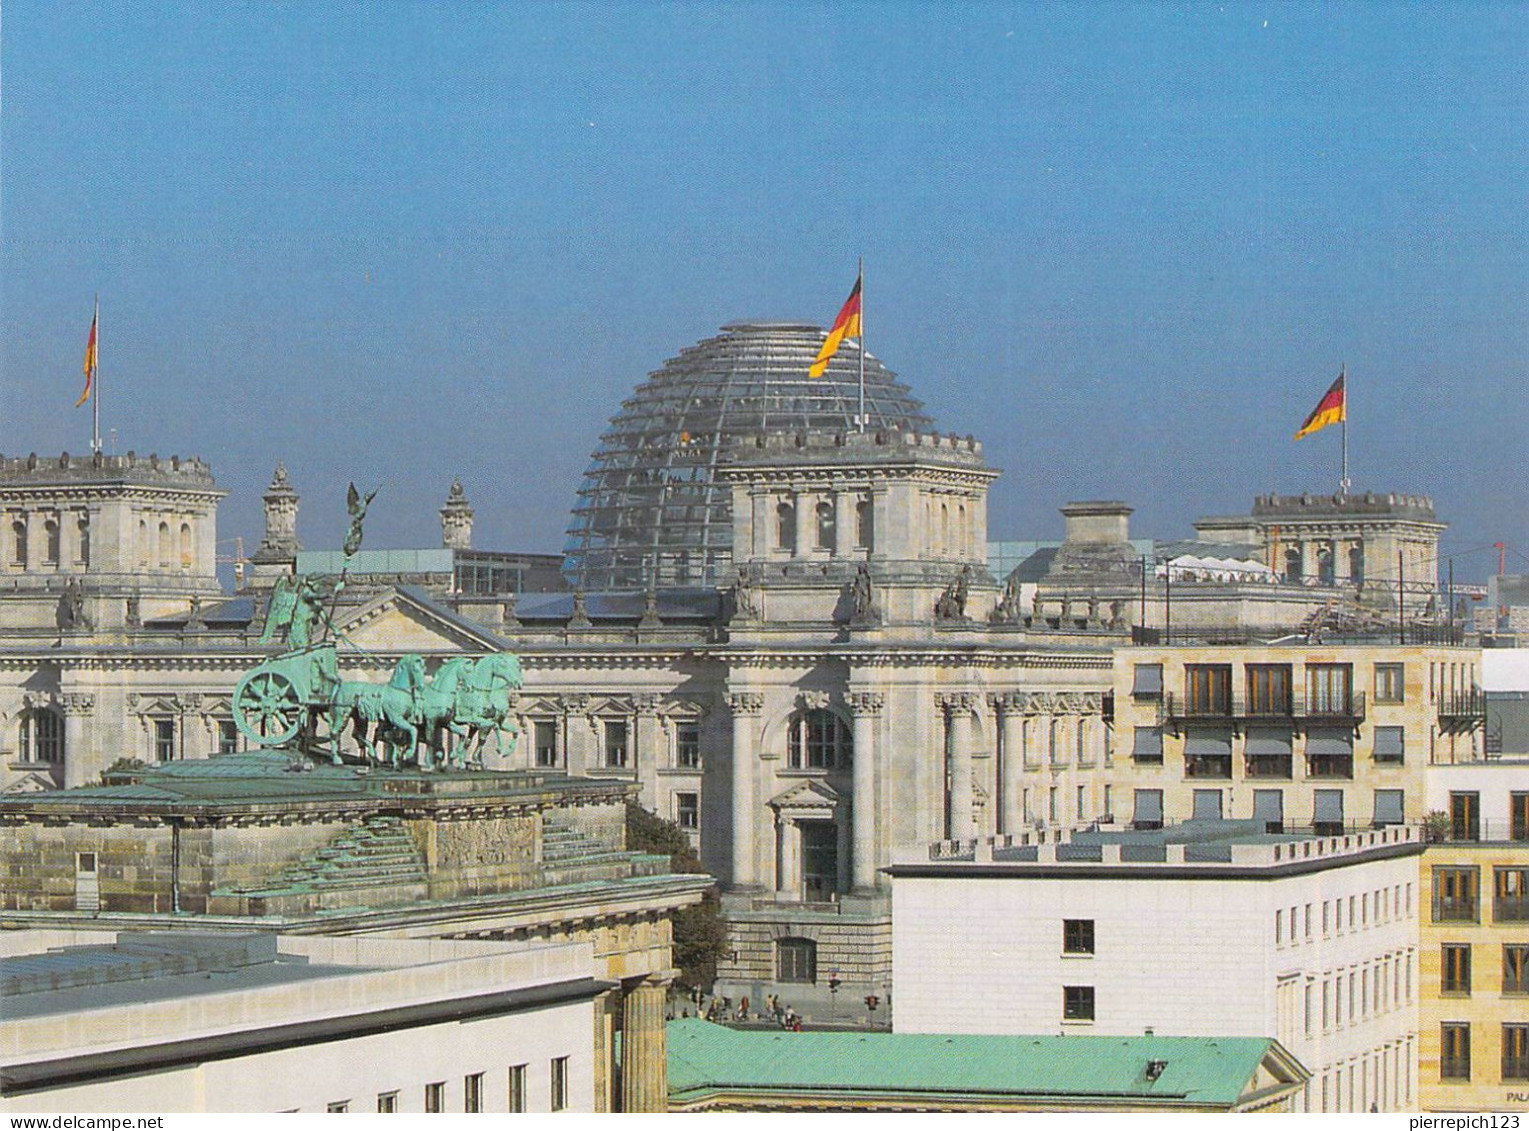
[857,257,865,433]
[1340,361,1349,496]
[92,295,102,454]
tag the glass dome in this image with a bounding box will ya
[563,321,934,590]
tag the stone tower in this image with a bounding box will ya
[248,463,301,587]
[440,479,474,551]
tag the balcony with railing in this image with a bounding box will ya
[1497,894,1529,923]
[1439,690,1487,732]
[1160,691,1363,725]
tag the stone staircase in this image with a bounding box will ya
[541,814,664,886]
[210,815,428,915]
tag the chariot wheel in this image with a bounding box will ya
[233,669,305,747]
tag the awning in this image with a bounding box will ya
[1133,727,1163,758]
[1245,727,1293,756]
[1373,726,1405,759]
[1192,790,1224,821]
[1133,789,1164,823]
[1373,789,1405,825]
[1253,790,1284,823]
[1313,790,1345,823]
[1306,727,1353,756]
[1185,728,1232,757]
[1132,664,1163,696]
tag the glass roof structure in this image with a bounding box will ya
[564,321,934,591]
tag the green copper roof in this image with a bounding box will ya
[667,1019,1285,1107]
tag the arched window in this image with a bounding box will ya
[77,515,90,567]
[788,708,851,769]
[777,501,796,554]
[940,503,950,556]
[1284,546,1302,581]
[958,503,967,555]
[1349,545,1365,584]
[43,519,60,566]
[815,500,835,552]
[11,520,26,566]
[158,522,172,568]
[138,520,149,566]
[776,936,817,983]
[179,522,193,570]
[1317,545,1335,586]
[856,498,873,550]
[19,707,63,764]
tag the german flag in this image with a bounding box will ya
[808,274,862,378]
[1294,371,1345,440]
[76,306,98,408]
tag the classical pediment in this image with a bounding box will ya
[2,771,60,794]
[333,587,509,654]
[769,778,842,818]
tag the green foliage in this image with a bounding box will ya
[1424,810,1452,843]
[625,801,727,990]
[100,758,149,785]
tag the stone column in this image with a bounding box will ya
[776,817,800,900]
[995,693,1025,835]
[726,691,763,889]
[620,975,671,1113]
[752,491,770,557]
[833,489,854,558]
[25,510,44,571]
[846,690,883,891]
[560,694,589,774]
[941,692,977,840]
[60,693,95,789]
[591,988,618,1112]
[793,491,812,559]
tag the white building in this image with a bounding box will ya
[0,931,602,1114]
[889,822,1424,1113]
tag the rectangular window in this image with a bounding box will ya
[1433,866,1479,922]
[1305,903,1313,939]
[425,1082,445,1113]
[1442,944,1471,994]
[1496,867,1529,922]
[1373,789,1406,827]
[1246,664,1293,715]
[1441,1023,1471,1081]
[1063,985,1095,1021]
[534,720,557,767]
[1374,663,1405,703]
[1514,793,1529,842]
[1507,945,1529,995]
[217,718,239,755]
[676,791,699,830]
[1451,791,1480,841]
[550,1056,568,1112]
[507,1065,527,1113]
[377,1092,398,1114]
[1131,663,1163,698]
[1131,788,1163,831]
[1131,726,1163,763]
[153,718,176,762]
[326,1102,349,1113]
[464,1073,482,1113]
[604,718,628,767]
[1506,1025,1529,1082]
[1372,725,1405,763]
[1103,784,1113,820]
[1307,663,1354,715]
[676,721,701,768]
[1185,664,1232,715]
[1323,901,1331,935]
[777,937,817,983]
[1063,918,1095,954]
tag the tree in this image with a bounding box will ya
[625,802,728,991]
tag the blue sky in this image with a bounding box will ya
[2,2,1524,581]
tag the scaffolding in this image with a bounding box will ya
[563,322,934,591]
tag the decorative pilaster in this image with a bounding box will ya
[939,692,978,839]
[633,693,659,773]
[726,691,764,889]
[845,690,884,891]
